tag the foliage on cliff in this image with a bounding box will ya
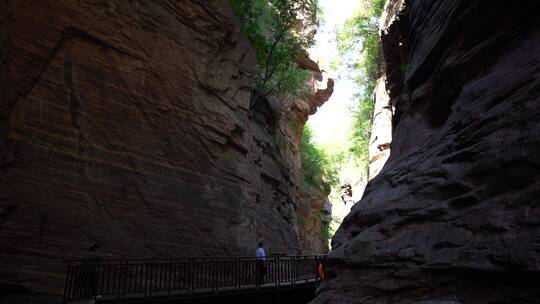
[336,0,385,168]
[320,215,342,245]
[230,0,320,104]
[300,125,341,192]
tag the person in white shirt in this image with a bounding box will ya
[256,241,266,261]
[256,241,266,284]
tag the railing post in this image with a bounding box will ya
[102,262,107,298]
[235,258,239,291]
[111,262,117,300]
[232,258,236,290]
[305,257,308,284]
[143,260,149,298]
[188,258,193,296]
[168,259,173,296]
[62,261,71,304]
[149,260,154,297]
[213,257,218,294]
[277,256,280,286]
[293,256,297,284]
[124,261,130,297]
[255,257,260,289]
[292,256,296,287]
[116,260,121,300]
[78,263,84,300]
[285,257,289,287]
[237,258,240,291]
[121,260,128,301]
[273,256,277,288]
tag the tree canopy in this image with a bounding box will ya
[336,0,386,169]
[230,0,320,104]
[300,125,343,192]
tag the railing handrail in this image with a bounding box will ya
[63,254,328,263]
[63,254,327,303]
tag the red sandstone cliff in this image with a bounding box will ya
[312,0,540,303]
[0,0,331,297]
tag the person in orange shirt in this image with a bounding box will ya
[318,261,325,281]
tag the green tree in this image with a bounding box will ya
[336,0,385,169]
[300,125,341,192]
[230,0,320,106]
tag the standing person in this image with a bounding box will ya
[86,243,103,261]
[318,261,325,281]
[82,244,111,303]
[255,241,266,285]
[80,244,103,302]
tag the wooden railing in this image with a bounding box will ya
[63,255,327,303]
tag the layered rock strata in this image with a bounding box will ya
[368,76,392,180]
[297,189,331,255]
[294,54,334,255]
[313,0,540,303]
[0,0,331,295]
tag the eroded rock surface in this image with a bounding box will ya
[313,0,540,303]
[368,76,392,180]
[297,188,330,255]
[0,0,331,295]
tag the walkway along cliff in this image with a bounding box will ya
[0,0,332,299]
[312,0,540,303]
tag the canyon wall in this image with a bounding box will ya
[295,54,334,255]
[313,0,540,303]
[297,188,331,255]
[0,0,330,295]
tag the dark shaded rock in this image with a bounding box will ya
[312,0,540,303]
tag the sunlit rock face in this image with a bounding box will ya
[312,0,540,303]
[368,76,392,180]
[297,189,331,254]
[293,48,335,256]
[0,0,331,296]
[294,51,335,255]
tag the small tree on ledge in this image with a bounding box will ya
[230,0,320,108]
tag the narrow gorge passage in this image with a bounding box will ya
[1,1,539,304]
